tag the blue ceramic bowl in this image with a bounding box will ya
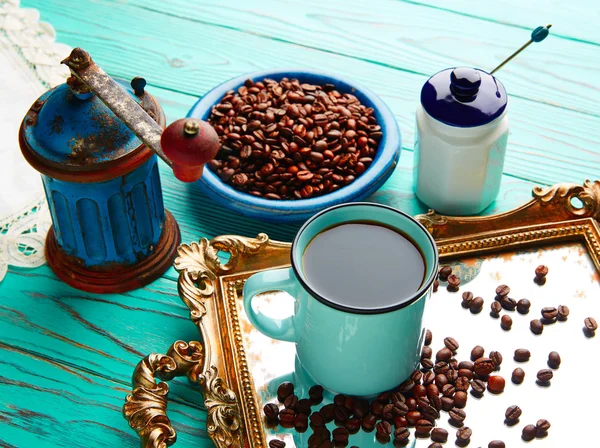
[187,69,401,223]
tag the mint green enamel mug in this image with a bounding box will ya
[243,203,438,396]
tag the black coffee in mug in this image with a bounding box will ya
[302,221,426,310]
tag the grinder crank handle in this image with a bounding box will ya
[62,48,219,182]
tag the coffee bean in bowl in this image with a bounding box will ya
[188,69,401,222]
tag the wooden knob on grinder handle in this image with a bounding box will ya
[161,118,220,182]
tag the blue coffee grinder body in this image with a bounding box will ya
[19,48,219,293]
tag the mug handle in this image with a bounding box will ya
[243,267,298,342]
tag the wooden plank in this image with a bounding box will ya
[21,0,600,186]
[0,343,209,447]
[398,0,600,46]
[54,0,600,116]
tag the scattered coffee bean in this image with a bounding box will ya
[425,329,433,346]
[431,428,449,443]
[487,376,506,393]
[541,306,558,321]
[433,362,449,374]
[264,403,279,421]
[522,424,537,441]
[536,419,551,432]
[447,274,461,291]
[277,382,294,402]
[308,426,330,447]
[471,345,485,362]
[505,405,522,421]
[353,398,369,419]
[269,439,286,448]
[496,284,510,297]
[548,351,561,369]
[333,394,346,406]
[296,399,312,415]
[208,78,380,200]
[537,369,553,382]
[449,408,466,426]
[320,404,335,422]
[444,337,459,352]
[429,444,443,448]
[584,317,598,335]
[471,379,486,396]
[534,276,547,285]
[406,398,418,411]
[416,419,434,436]
[382,403,395,420]
[334,405,350,423]
[332,427,349,444]
[501,314,512,330]
[459,361,474,371]
[490,301,502,316]
[474,357,495,376]
[411,370,423,384]
[393,415,408,428]
[439,266,452,280]
[433,280,439,292]
[310,412,325,427]
[422,345,433,360]
[512,368,525,384]
[423,371,435,385]
[395,426,410,442]
[488,352,501,370]
[370,400,384,417]
[530,319,544,335]
[517,298,531,314]
[406,410,422,426]
[557,305,569,321]
[500,297,516,311]
[295,413,308,432]
[458,369,473,381]
[455,376,470,392]
[454,391,468,408]
[441,396,454,411]
[376,420,392,438]
[456,427,472,442]
[413,384,427,398]
[514,348,531,362]
[436,347,453,362]
[343,395,357,411]
[279,408,296,428]
[284,394,298,409]
[462,291,474,306]
[469,297,484,313]
[361,414,377,432]
[535,265,549,279]
[442,384,456,397]
[308,385,324,404]
[446,369,458,383]
[488,441,505,448]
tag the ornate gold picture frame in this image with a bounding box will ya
[123,180,600,448]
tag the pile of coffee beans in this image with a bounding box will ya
[206,77,381,200]
[264,261,594,446]
[264,331,558,447]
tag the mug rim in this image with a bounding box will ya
[291,202,439,315]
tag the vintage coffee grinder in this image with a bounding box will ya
[19,48,219,293]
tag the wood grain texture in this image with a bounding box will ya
[21,0,600,186]
[4,0,600,447]
[0,343,207,447]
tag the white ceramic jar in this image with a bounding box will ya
[414,67,509,215]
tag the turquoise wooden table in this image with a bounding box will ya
[2,0,599,446]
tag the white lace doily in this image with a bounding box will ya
[0,0,70,282]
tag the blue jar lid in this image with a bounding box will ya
[20,79,163,175]
[420,67,507,128]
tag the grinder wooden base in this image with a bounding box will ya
[45,210,180,294]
